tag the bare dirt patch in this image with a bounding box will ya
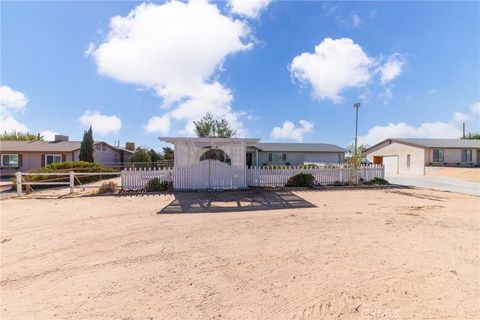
[1,188,479,319]
[427,167,480,182]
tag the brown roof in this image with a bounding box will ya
[0,141,133,153]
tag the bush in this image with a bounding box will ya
[97,181,117,194]
[12,161,115,190]
[369,177,389,185]
[299,164,319,169]
[285,173,315,188]
[145,178,173,192]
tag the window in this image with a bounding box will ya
[95,144,101,150]
[1,154,19,167]
[433,149,444,162]
[461,149,472,162]
[102,143,106,151]
[407,154,411,168]
[268,152,287,163]
[45,154,62,166]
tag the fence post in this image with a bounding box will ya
[16,172,22,196]
[69,171,74,194]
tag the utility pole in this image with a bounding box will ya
[354,102,361,154]
[462,122,466,139]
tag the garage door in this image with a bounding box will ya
[383,156,399,176]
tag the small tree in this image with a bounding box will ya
[149,149,161,162]
[193,113,236,138]
[162,147,174,160]
[462,132,480,140]
[79,127,94,162]
[129,147,152,162]
[0,131,43,141]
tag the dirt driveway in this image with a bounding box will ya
[1,188,479,319]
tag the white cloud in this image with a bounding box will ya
[40,130,58,141]
[453,112,469,124]
[228,0,272,19]
[144,115,171,135]
[0,114,28,133]
[0,85,29,132]
[270,120,314,142]
[90,1,253,135]
[359,115,464,146]
[78,110,122,135]
[378,55,405,84]
[290,38,375,103]
[352,14,361,28]
[85,42,96,56]
[470,101,480,114]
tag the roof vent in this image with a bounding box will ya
[54,135,69,142]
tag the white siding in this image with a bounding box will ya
[366,142,425,175]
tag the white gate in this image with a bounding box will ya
[173,160,246,190]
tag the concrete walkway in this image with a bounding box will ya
[387,175,480,196]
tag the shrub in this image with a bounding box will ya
[285,173,315,188]
[97,181,117,194]
[369,177,389,185]
[299,164,319,169]
[145,178,173,192]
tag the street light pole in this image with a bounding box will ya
[354,102,361,154]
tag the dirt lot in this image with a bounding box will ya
[427,167,480,182]
[1,187,479,319]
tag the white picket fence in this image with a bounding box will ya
[120,162,384,190]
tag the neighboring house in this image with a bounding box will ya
[366,138,480,176]
[0,135,134,176]
[247,143,345,166]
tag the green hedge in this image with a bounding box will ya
[285,173,315,188]
[145,178,173,192]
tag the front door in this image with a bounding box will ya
[246,152,253,167]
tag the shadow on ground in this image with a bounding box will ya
[158,190,316,214]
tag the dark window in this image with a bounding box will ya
[268,153,273,162]
[1,154,18,167]
[95,144,101,150]
[461,149,472,162]
[102,143,106,151]
[282,153,287,162]
[433,149,444,162]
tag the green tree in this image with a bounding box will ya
[149,149,161,162]
[462,132,480,139]
[162,147,174,160]
[129,147,152,162]
[79,127,94,162]
[193,113,236,138]
[0,131,43,141]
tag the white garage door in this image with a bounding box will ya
[383,156,399,176]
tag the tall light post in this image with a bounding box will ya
[353,102,361,154]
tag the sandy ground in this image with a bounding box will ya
[1,187,479,320]
[427,167,480,182]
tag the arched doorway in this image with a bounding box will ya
[199,148,231,165]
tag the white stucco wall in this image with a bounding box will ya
[425,148,479,165]
[366,141,425,175]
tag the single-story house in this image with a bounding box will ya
[366,138,480,176]
[0,135,134,176]
[247,142,345,166]
[160,137,345,167]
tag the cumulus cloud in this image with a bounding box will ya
[359,115,465,146]
[40,130,58,141]
[378,54,405,84]
[90,1,253,135]
[470,101,480,114]
[453,112,469,124]
[290,38,406,104]
[290,38,375,103]
[0,85,28,132]
[270,120,314,142]
[78,110,122,135]
[228,0,272,19]
[144,115,171,135]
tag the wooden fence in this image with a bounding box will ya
[120,164,384,190]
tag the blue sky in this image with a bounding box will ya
[1,0,479,150]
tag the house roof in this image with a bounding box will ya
[0,140,134,153]
[160,137,260,146]
[367,138,480,151]
[253,143,346,153]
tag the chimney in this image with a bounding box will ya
[125,142,135,151]
[54,135,69,142]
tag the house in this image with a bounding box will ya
[247,142,345,166]
[0,135,134,176]
[160,137,345,168]
[365,138,480,176]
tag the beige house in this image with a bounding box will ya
[0,135,134,176]
[366,138,480,176]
